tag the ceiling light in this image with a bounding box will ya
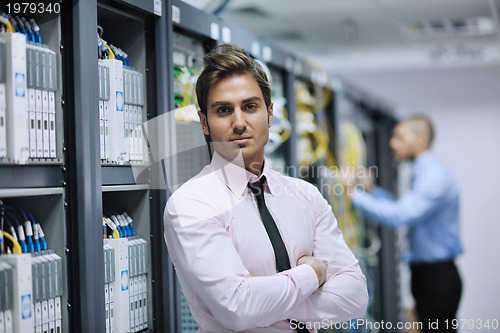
[402,16,495,39]
[430,45,497,63]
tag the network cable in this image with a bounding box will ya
[104,209,124,237]
[1,205,47,251]
[21,17,36,42]
[103,216,120,239]
[23,207,46,251]
[117,213,130,237]
[104,209,137,238]
[2,210,27,253]
[1,230,22,254]
[0,202,4,255]
[14,206,35,253]
[103,209,126,238]
[110,44,131,67]
[14,16,28,40]
[123,212,136,236]
[108,209,131,237]
[112,214,128,237]
[6,15,19,33]
[105,43,115,59]
[0,227,3,255]
[0,14,15,32]
[29,18,42,44]
[339,121,367,169]
[1,205,35,252]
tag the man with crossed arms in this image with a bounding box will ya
[164,44,368,332]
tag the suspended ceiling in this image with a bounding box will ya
[181,0,500,109]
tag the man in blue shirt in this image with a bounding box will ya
[350,115,462,333]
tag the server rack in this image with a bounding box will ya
[0,2,68,332]
[370,109,400,329]
[292,61,333,183]
[62,0,171,331]
[334,89,401,332]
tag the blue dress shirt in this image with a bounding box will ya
[351,151,463,264]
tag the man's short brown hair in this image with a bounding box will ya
[196,44,272,115]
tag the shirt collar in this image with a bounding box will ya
[414,151,433,168]
[210,151,275,198]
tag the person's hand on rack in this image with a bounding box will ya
[355,167,375,193]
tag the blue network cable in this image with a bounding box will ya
[26,210,49,251]
[29,18,42,44]
[21,17,36,42]
[2,205,47,251]
[13,207,34,253]
[2,216,18,251]
[1,205,39,252]
[124,213,136,237]
[110,44,132,67]
[115,210,133,237]
[115,213,129,237]
[3,210,28,253]
[105,208,125,237]
[105,208,136,237]
[14,16,28,40]
[22,207,45,251]
[0,228,3,255]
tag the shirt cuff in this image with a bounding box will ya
[251,264,318,327]
[279,264,318,322]
[284,263,319,300]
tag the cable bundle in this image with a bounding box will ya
[103,209,137,239]
[0,203,48,255]
[97,25,132,66]
[0,13,42,44]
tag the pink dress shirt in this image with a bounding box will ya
[164,151,368,332]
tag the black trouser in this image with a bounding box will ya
[411,260,462,333]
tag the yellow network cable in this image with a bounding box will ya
[315,126,329,160]
[105,44,115,59]
[320,87,333,110]
[295,81,334,167]
[334,120,381,256]
[325,150,361,250]
[0,16,14,32]
[103,216,121,239]
[324,119,366,251]
[2,230,22,254]
[279,108,292,142]
[297,108,365,251]
[339,121,367,168]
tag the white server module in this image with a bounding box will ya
[1,254,35,333]
[4,33,29,164]
[0,37,7,158]
[99,59,127,164]
[104,238,129,333]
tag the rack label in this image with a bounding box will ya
[154,0,162,16]
[21,294,33,319]
[172,5,180,24]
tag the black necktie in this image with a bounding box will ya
[248,178,309,333]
